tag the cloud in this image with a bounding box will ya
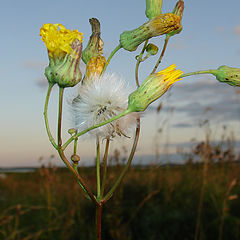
[216,26,225,34]
[234,25,240,35]
[168,42,185,50]
[148,77,240,125]
[35,77,49,88]
[173,123,193,128]
[24,60,46,69]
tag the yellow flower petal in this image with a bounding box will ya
[40,23,83,59]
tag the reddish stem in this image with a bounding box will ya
[96,203,103,240]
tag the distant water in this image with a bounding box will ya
[0,154,186,173]
[0,168,37,173]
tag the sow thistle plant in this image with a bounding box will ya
[40,0,240,239]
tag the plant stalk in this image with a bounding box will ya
[44,83,58,149]
[103,117,140,202]
[56,86,98,205]
[151,35,170,74]
[58,88,64,147]
[100,139,110,198]
[96,203,103,240]
[135,40,149,87]
[96,138,101,200]
[62,108,132,150]
[102,44,122,74]
[180,70,216,78]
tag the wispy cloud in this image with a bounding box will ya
[24,60,46,69]
[173,123,193,128]
[35,77,49,88]
[233,25,240,36]
[149,77,240,125]
[216,26,225,34]
[168,41,185,50]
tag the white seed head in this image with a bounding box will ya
[71,73,138,139]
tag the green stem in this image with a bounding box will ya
[96,138,101,200]
[100,139,110,198]
[58,149,98,205]
[56,86,98,205]
[151,35,170,74]
[135,40,149,87]
[58,88,64,147]
[103,117,140,202]
[44,83,58,149]
[62,108,132,150]
[73,163,91,200]
[73,131,78,155]
[180,69,216,78]
[102,44,122,74]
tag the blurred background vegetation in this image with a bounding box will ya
[1,132,240,240]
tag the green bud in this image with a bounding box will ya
[68,128,77,135]
[146,43,159,55]
[128,64,183,112]
[145,0,163,20]
[212,65,240,87]
[82,18,104,64]
[120,13,180,52]
[71,154,80,163]
[45,39,82,88]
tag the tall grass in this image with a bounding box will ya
[1,143,240,239]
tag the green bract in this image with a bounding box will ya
[45,39,82,88]
[213,65,240,87]
[145,0,163,20]
[82,18,104,64]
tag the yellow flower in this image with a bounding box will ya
[40,23,83,61]
[128,64,183,112]
[40,23,83,87]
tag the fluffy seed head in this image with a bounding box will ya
[71,74,137,139]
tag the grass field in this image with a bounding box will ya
[1,141,240,240]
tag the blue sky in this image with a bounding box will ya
[1,0,240,167]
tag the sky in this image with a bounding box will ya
[1,0,240,167]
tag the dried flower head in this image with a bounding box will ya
[71,74,137,139]
[82,55,106,85]
[120,13,180,52]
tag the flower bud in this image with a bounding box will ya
[40,23,83,87]
[146,43,159,56]
[212,65,240,87]
[71,154,80,164]
[120,13,180,52]
[82,18,104,64]
[128,64,183,112]
[68,128,77,135]
[145,0,163,20]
